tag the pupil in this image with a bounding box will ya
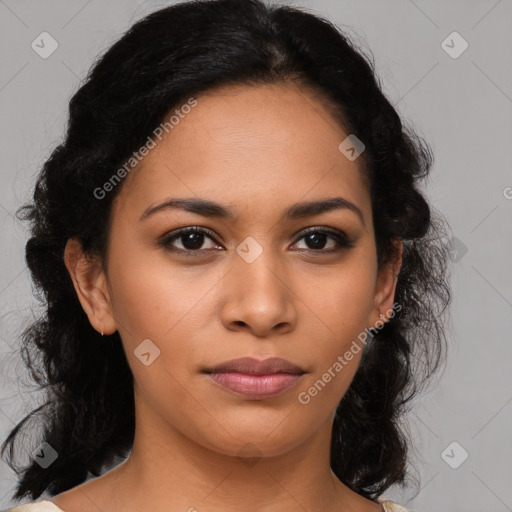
[307,232,326,249]
[183,232,203,250]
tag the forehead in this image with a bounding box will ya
[113,83,371,223]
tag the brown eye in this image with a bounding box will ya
[292,228,354,253]
[159,226,222,255]
[158,226,355,257]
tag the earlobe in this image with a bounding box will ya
[63,237,117,335]
[370,238,403,327]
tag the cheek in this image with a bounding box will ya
[291,258,376,404]
[106,246,218,344]
[105,250,223,399]
[296,256,376,341]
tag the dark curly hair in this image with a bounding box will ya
[1,0,452,503]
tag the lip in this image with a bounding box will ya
[203,357,305,399]
[204,356,305,375]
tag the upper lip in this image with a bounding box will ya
[203,357,305,375]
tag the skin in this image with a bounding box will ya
[57,82,402,512]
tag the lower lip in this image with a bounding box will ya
[207,372,303,399]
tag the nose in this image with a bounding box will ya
[220,249,298,337]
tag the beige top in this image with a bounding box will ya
[3,503,61,512]
[3,498,409,511]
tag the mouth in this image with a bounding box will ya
[202,357,306,399]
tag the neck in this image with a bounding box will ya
[54,387,381,512]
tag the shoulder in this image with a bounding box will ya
[2,500,65,512]
[380,500,410,512]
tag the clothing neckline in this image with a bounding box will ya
[36,501,65,511]
[32,497,401,512]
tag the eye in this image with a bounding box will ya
[158,226,355,257]
[158,226,222,256]
[291,227,355,253]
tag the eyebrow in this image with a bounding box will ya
[139,196,365,226]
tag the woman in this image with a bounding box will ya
[1,0,451,511]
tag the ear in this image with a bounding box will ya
[63,237,117,335]
[369,238,403,328]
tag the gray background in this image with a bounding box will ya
[1,1,511,511]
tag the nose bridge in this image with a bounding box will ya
[221,235,296,334]
[232,235,287,301]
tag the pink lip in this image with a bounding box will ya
[204,356,305,375]
[207,372,303,399]
[203,357,305,399]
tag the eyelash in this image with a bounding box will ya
[158,225,355,257]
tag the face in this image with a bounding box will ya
[66,82,401,460]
